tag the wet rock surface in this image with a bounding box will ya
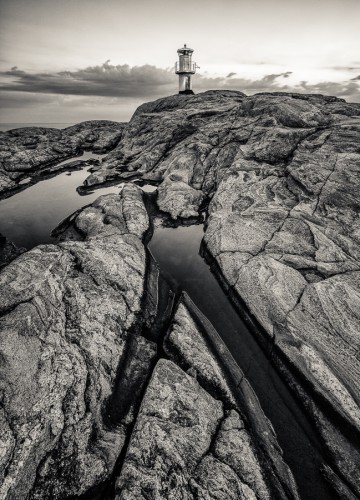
[0,120,125,197]
[82,90,360,495]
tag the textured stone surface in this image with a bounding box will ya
[116,299,299,500]
[213,411,269,499]
[83,90,360,494]
[115,358,223,500]
[114,359,283,500]
[0,120,125,196]
[2,176,298,499]
[0,233,26,268]
[0,184,149,499]
[164,301,237,406]
[2,89,359,498]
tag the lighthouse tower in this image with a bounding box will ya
[175,44,198,94]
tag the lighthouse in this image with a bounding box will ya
[175,44,199,95]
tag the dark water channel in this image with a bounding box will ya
[0,158,335,499]
[149,224,335,500]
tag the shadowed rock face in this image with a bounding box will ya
[0,120,126,196]
[0,184,150,499]
[0,233,26,269]
[82,90,360,496]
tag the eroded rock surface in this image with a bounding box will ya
[2,89,359,499]
[0,181,299,499]
[83,90,360,495]
[115,299,299,500]
[0,120,125,196]
[0,184,150,499]
[0,233,26,268]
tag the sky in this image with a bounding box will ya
[0,0,359,123]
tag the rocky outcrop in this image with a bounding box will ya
[115,297,299,500]
[0,233,26,268]
[0,120,125,197]
[0,185,300,498]
[81,90,360,496]
[0,184,150,499]
[1,89,359,498]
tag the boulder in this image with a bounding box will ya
[115,297,299,500]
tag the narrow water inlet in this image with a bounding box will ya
[148,222,336,500]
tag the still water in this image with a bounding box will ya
[0,153,125,248]
[0,154,335,499]
[149,224,335,500]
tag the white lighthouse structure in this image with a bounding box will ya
[175,44,199,94]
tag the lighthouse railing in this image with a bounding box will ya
[175,61,197,73]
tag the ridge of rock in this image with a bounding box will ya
[115,297,299,500]
[80,90,360,495]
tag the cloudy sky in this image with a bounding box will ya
[0,0,359,124]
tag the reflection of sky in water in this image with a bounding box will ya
[149,223,334,500]
[0,152,126,249]
[139,184,157,193]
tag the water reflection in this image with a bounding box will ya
[0,153,125,249]
[148,223,335,500]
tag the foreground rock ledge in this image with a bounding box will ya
[115,298,299,500]
[82,90,360,496]
[0,184,150,499]
[0,184,299,498]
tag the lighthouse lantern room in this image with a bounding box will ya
[175,44,198,94]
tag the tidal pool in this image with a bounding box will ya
[0,153,126,249]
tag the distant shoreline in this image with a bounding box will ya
[0,123,75,132]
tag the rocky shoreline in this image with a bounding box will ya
[1,185,299,499]
[79,90,360,497]
[0,90,359,499]
[0,121,126,199]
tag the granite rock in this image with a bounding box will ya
[83,90,360,494]
[0,185,150,499]
[115,298,299,500]
[2,89,360,498]
[0,120,125,196]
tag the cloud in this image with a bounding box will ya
[0,62,175,98]
[192,73,360,102]
[0,62,359,118]
[261,72,293,82]
[329,65,360,71]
